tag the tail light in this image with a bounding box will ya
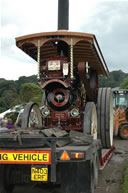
[71,152,84,160]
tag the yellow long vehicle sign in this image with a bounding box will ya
[0,150,51,164]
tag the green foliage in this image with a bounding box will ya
[20,83,43,105]
[0,75,37,113]
[15,75,37,93]
[120,78,128,89]
[121,161,128,193]
[0,79,17,97]
[0,98,8,113]
[2,90,18,107]
[99,70,128,88]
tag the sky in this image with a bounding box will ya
[0,0,128,80]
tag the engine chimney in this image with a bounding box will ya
[58,0,69,30]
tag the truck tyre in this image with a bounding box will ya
[61,161,95,193]
[0,165,14,193]
[97,88,113,148]
[21,102,42,129]
[119,123,128,140]
[83,102,97,139]
[93,152,99,188]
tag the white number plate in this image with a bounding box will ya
[48,61,60,70]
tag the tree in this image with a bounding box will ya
[16,75,37,93]
[20,83,43,105]
[2,90,18,107]
[99,70,128,88]
[120,78,128,89]
[0,98,8,113]
[0,79,17,97]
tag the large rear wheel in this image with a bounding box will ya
[83,102,97,139]
[97,88,113,148]
[21,102,42,129]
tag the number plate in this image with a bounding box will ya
[48,60,60,70]
[31,165,48,181]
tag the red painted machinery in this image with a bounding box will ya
[16,30,113,148]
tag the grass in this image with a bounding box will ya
[121,161,128,193]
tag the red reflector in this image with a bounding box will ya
[60,151,70,160]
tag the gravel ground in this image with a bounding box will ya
[13,137,128,193]
[95,137,128,193]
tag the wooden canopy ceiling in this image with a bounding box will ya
[16,31,109,76]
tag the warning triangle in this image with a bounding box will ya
[60,151,70,160]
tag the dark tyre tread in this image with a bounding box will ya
[97,88,113,148]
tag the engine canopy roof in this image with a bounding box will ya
[16,30,109,76]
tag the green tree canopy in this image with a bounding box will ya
[0,98,8,113]
[20,83,43,105]
[0,79,17,97]
[120,77,128,89]
[99,70,128,88]
[2,90,18,107]
[16,75,37,93]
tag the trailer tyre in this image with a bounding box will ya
[21,102,42,129]
[97,88,113,148]
[83,102,97,139]
[93,152,99,188]
[0,165,14,193]
[119,123,128,140]
[61,161,95,193]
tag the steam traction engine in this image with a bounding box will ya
[17,31,113,148]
